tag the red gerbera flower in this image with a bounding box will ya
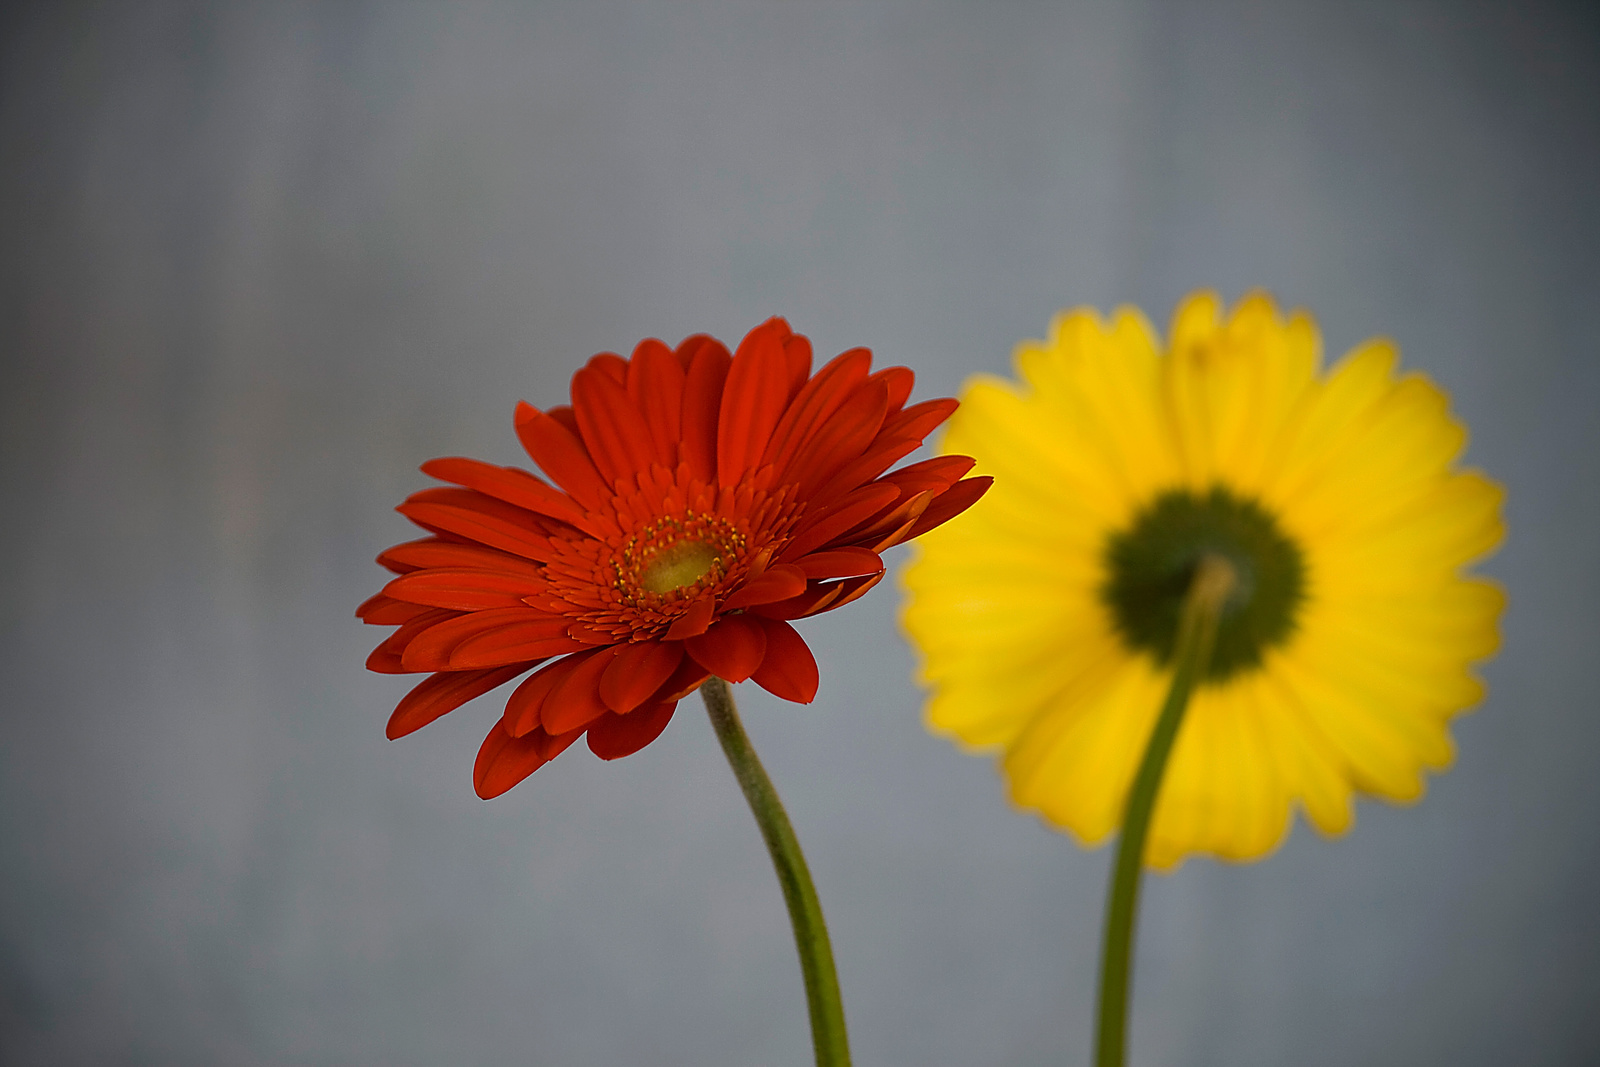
[359,318,990,798]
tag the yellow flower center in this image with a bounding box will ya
[614,512,748,603]
[639,540,719,593]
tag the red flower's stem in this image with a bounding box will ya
[700,677,851,1067]
[1094,553,1236,1067]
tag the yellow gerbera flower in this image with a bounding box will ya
[900,291,1504,870]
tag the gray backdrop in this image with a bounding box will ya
[3,2,1597,1065]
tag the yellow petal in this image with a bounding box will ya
[1003,657,1168,846]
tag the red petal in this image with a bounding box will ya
[752,570,885,620]
[513,402,609,512]
[778,482,901,562]
[750,618,819,703]
[400,609,571,672]
[846,489,932,549]
[627,339,685,466]
[819,569,886,613]
[537,725,586,760]
[399,607,553,670]
[378,538,548,581]
[398,607,540,662]
[749,584,843,621]
[863,510,925,553]
[543,646,620,733]
[599,641,685,713]
[474,721,546,798]
[383,568,540,611]
[376,551,415,575]
[880,397,957,445]
[448,617,589,669]
[718,318,795,488]
[546,405,581,437]
[503,654,585,736]
[586,701,677,760]
[899,475,993,542]
[878,455,976,497]
[572,365,659,486]
[674,333,723,369]
[651,658,712,703]
[474,721,583,799]
[869,365,914,413]
[366,646,405,673]
[792,547,884,580]
[780,377,891,497]
[663,596,715,640]
[397,488,556,562]
[368,607,459,673]
[805,440,919,512]
[679,336,732,484]
[357,594,432,625]
[420,457,596,535]
[722,563,808,610]
[781,333,813,403]
[685,615,768,683]
[386,666,526,739]
[762,347,872,471]
[585,351,628,384]
[567,621,622,645]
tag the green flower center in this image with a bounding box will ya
[1100,486,1305,682]
[639,539,720,594]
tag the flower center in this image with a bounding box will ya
[639,540,719,594]
[615,512,748,603]
[1100,486,1305,682]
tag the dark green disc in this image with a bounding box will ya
[1100,486,1305,682]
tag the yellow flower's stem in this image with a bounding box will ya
[701,677,851,1067]
[1094,553,1237,1067]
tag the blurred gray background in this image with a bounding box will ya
[2,1,1597,1064]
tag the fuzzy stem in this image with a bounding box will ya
[1093,554,1237,1067]
[701,676,850,1067]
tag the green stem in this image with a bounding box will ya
[701,676,851,1067]
[1093,554,1237,1067]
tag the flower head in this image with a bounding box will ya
[900,293,1504,868]
[361,318,990,798]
